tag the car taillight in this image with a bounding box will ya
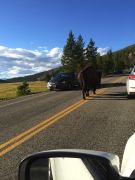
[128,75,135,80]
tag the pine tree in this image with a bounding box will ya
[61,31,76,72]
[97,54,103,70]
[106,49,114,73]
[74,35,85,72]
[16,81,31,96]
[86,38,98,68]
[102,50,114,74]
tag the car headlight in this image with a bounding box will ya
[47,82,50,88]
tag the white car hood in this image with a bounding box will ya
[121,133,135,177]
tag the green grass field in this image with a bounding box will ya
[0,81,48,100]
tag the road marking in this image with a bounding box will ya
[0,88,105,151]
[0,76,125,157]
[0,91,55,108]
[0,99,85,150]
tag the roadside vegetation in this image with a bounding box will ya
[0,81,47,100]
[16,81,31,96]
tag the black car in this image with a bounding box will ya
[47,72,79,90]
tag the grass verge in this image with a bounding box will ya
[0,81,48,101]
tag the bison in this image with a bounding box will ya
[78,65,101,99]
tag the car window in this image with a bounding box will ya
[50,75,61,81]
[61,74,70,79]
[131,67,135,74]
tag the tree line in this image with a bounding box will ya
[61,31,135,75]
[61,31,98,73]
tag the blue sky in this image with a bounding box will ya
[0,0,135,78]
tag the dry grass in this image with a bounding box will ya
[0,81,48,100]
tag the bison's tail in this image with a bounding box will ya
[78,72,85,89]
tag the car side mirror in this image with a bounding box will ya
[19,149,120,180]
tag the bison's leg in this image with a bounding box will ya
[86,90,89,96]
[83,89,86,100]
[93,85,96,94]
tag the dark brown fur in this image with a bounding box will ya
[78,65,98,99]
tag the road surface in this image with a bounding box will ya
[0,75,134,179]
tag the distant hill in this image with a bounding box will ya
[0,79,6,83]
[6,71,49,83]
[101,44,135,73]
[113,44,135,59]
[5,67,62,83]
[115,44,135,67]
[119,44,135,52]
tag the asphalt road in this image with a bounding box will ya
[0,75,135,180]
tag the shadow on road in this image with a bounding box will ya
[99,82,125,89]
[89,92,135,100]
[55,82,126,92]
[104,74,128,78]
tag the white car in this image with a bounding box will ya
[126,66,135,98]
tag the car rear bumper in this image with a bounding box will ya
[127,87,135,94]
[126,80,135,94]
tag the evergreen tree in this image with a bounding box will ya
[74,35,85,72]
[16,81,31,96]
[97,54,103,70]
[128,52,135,67]
[61,31,76,72]
[106,49,114,73]
[86,38,98,68]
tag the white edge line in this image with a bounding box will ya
[0,91,55,108]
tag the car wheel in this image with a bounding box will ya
[49,88,54,91]
[68,83,72,90]
[127,93,131,99]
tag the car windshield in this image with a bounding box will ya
[50,73,73,81]
[50,74,61,81]
[61,73,70,78]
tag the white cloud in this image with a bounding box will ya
[0,45,62,79]
[47,47,63,58]
[8,66,22,75]
[97,47,110,56]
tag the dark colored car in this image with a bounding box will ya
[47,72,80,90]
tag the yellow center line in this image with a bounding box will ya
[0,76,125,157]
[0,99,84,150]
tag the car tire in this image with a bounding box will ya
[127,93,131,99]
[68,83,72,90]
[49,88,54,91]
